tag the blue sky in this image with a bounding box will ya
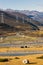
[0,0,43,11]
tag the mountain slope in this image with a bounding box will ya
[16,10,43,24]
[0,10,40,32]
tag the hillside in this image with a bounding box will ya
[0,10,43,37]
[15,10,43,24]
[0,10,39,31]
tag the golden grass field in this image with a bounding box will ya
[0,54,43,65]
[0,47,43,52]
[0,30,43,65]
[0,47,43,65]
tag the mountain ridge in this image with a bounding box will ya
[0,10,40,31]
[0,10,43,37]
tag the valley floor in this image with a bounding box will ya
[0,31,43,65]
[0,47,43,65]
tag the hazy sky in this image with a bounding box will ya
[0,0,43,11]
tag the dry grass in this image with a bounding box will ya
[0,31,43,65]
[31,30,43,37]
[0,47,43,52]
[0,30,43,43]
[0,36,37,43]
[0,54,43,65]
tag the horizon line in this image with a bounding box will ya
[0,8,43,12]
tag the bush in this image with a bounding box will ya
[37,56,43,59]
[0,58,9,62]
[15,57,19,59]
[21,46,24,48]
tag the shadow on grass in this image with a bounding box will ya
[29,62,37,64]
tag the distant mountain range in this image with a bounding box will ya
[13,10,43,24]
[0,9,43,33]
[4,9,43,25]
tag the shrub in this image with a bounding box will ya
[15,57,19,59]
[21,46,24,48]
[37,56,43,59]
[0,58,9,62]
